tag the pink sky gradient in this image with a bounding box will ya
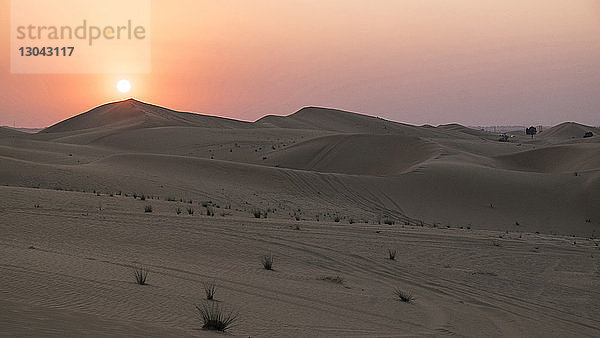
[1,0,599,128]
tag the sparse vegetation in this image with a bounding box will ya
[176,207,182,214]
[261,254,273,270]
[206,207,215,216]
[253,210,262,218]
[196,302,238,332]
[394,288,414,303]
[318,276,344,284]
[133,265,149,285]
[203,281,216,300]
[334,216,341,222]
[187,207,194,215]
[144,205,153,213]
[383,218,395,225]
[388,248,397,260]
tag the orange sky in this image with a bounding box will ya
[1,0,599,127]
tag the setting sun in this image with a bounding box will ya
[116,79,131,93]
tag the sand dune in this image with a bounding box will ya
[264,134,440,175]
[0,126,29,138]
[1,99,599,336]
[42,99,249,134]
[540,122,598,140]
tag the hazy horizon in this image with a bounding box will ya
[2,97,597,130]
[1,0,599,128]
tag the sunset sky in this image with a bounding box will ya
[1,0,599,128]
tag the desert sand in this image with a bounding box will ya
[1,99,599,336]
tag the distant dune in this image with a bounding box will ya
[540,121,599,140]
[0,126,43,134]
[0,98,597,235]
[42,98,249,134]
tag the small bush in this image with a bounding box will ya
[140,195,146,201]
[203,281,216,300]
[394,289,414,303]
[261,254,273,270]
[388,248,397,260]
[318,276,344,284]
[333,216,341,222]
[206,207,214,216]
[187,207,194,215]
[253,210,262,218]
[196,302,238,332]
[133,265,149,285]
[383,218,395,225]
[176,207,182,214]
[144,205,153,213]
[167,197,176,202]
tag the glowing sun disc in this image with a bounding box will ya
[117,79,131,93]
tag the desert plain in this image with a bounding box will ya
[0,99,599,336]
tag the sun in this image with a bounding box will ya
[117,79,131,93]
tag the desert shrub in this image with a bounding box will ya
[167,196,176,202]
[261,254,273,270]
[383,218,395,225]
[206,207,214,216]
[196,302,238,332]
[388,248,397,260]
[252,210,262,218]
[140,194,146,201]
[203,281,216,300]
[144,205,153,213]
[176,207,182,214]
[394,288,414,303]
[318,276,344,284]
[333,216,341,222]
[133,265,149,285]
[187,207,194,215]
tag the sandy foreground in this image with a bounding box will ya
[0,100,599,336]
